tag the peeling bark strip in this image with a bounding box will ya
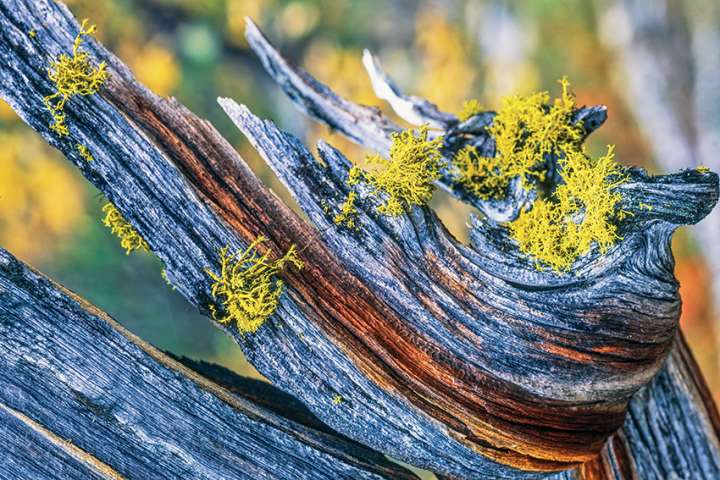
[0,248,418,480]
[0,1,719,478]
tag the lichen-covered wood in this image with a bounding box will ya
[0,1,719,478]
[0,248,418,480]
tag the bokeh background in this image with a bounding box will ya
[2,0,719,406]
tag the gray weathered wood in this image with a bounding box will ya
[0,247,418,480]
[239,20,720,480]
[0,1,719,478]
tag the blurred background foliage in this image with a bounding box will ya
[1,0,719,407]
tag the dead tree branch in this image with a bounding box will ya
[0,1,719,478]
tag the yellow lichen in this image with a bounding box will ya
[362,125,444,216]
[454,77,583,200]
[28,29,37,39]
[508,146,626,271]
[697,166,711,174]
[205,236,304,334]
[76,143,94,162]
[347,165,364,187]
[616,209,633,221]
[458,99,483,122]
[332,394,344,405]
[334,190,359,229]
[101,202,149,255]
[43,19,108,137]
[453,145,510,200]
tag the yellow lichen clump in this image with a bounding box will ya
[101,202,149,255]
[360,125,444,216]
[44,19,108,137]
[347,165,364,186]
[206,237,304,334]
[452,78,628,271]
[76,143,94,162]
[455,77,583,200]
[458,99,483,122]
[453,145,510,200]
[333,190,359,229]
[508,146,626,271]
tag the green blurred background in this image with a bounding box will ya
[2,0,719,405]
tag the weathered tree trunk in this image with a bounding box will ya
[0,248,418,479]
[0,1,719,478]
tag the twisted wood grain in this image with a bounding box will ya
[0,1,718,478]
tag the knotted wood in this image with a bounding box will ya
[0,1,719,478]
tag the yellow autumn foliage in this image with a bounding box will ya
[415,8,477,112]
[303,40,380,166]
[0,132,85,262]
[128,42,180,96]
[0,99,16,121]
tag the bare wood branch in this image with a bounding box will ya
[361,48,458,129]
[0,248,418,479]
[238,20,720,480]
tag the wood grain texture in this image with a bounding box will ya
[0,1,718,478]
[613,333,720,479]
[557,333,720,480]
[0,404,113,480]
[237,21,720,479]
[0,248,418,480]
[0,2,532,477]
